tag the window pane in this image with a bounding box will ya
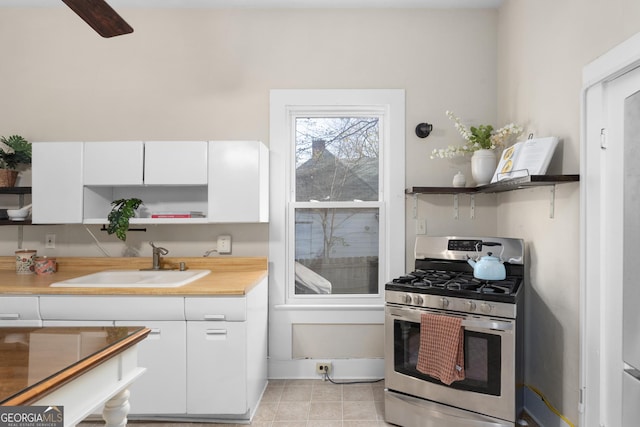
[294,207,379,295]
[295,117,379,202]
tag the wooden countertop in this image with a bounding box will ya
[0,326,150,405]
[0,257,267,296]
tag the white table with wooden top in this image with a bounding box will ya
[0,326,150,427]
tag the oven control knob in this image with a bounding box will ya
[404,294,413,304]
[480,303,492,314]
[466,301,476,312]
[414,295,424,305]
[439,297,449,309]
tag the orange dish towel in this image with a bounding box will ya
[416,313,465,385]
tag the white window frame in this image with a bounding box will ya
[269,89,405,306]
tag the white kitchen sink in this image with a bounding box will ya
[50,269,210,288]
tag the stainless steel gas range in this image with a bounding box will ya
[384,235,525,427]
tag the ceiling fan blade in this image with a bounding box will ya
[62,0,133,38]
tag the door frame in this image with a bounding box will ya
[581,31,640,427]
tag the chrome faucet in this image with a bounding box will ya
[149,241,169,270]
[203,248,217,257]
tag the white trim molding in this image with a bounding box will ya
[580,31,640,427]
[268,89,405,379]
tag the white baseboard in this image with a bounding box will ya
[524,386,573,427]
[268,358,384,380]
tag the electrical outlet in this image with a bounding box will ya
[415,219,427,234]
[217,235,232,254]
[45,233,56,249]
[315,362,332,376]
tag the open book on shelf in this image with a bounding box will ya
[491,136,559,183]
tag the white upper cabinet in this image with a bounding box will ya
[84,141,144,185]
[32,140,268,224]
[83,141,207,186]
[208,140,269,223]
[144,141,208,185]
[32,142,83,224]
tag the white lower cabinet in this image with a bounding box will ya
[186,320,247,415]
[185,277,268,420]
[40,319,119,417]
[39,296,188,416]
[30,281,268,421]
[42,320,113,327]
[38,318,187,416]
[0,296,41,327]
[115,320,187,415]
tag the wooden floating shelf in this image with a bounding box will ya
[407,174,580,219]
[406,174,579,195]
[0,220,32,225]
[0,187,31,195]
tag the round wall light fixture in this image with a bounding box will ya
[415,122,433,138]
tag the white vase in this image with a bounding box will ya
[471,149,496,186]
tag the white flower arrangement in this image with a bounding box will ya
[431,111,523,159]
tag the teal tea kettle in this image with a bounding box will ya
[466,242,506,281]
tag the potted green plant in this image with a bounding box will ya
[430,111,523,159]
[0,135,31,187]
[430,111,524,186]
[107,198,143,241]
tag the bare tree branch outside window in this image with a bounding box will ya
[294,117,380,295]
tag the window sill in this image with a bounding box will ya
[273,304,384,311]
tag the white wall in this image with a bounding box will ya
[0,7,498,261]
[0,5,499,383]
[4,2,640,423]
[497,0,640,424]
[8,2,635,423]
[8,4,639,423]
[5,5,603,422]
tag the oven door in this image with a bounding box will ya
[385,303,517,422]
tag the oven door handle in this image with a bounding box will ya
[461,319,513,331]
[387,306,513,331]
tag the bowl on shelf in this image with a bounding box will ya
[7,204,31,221]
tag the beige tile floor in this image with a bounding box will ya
[243,379,392,427]
[82,379,540,427]
[246,380,538,427]
[80,379,391,427]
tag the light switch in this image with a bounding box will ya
[45,233,56,249]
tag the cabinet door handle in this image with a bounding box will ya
[203,314,225,321]
[0,314,20,320]
[206,329,227,336]
[205,329,228,341]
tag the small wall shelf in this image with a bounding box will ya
[406,174,579,195]
[0,187,32,249]
[407,175,579,219]
[0,187,31,226]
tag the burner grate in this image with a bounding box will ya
[390,268,519,298]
